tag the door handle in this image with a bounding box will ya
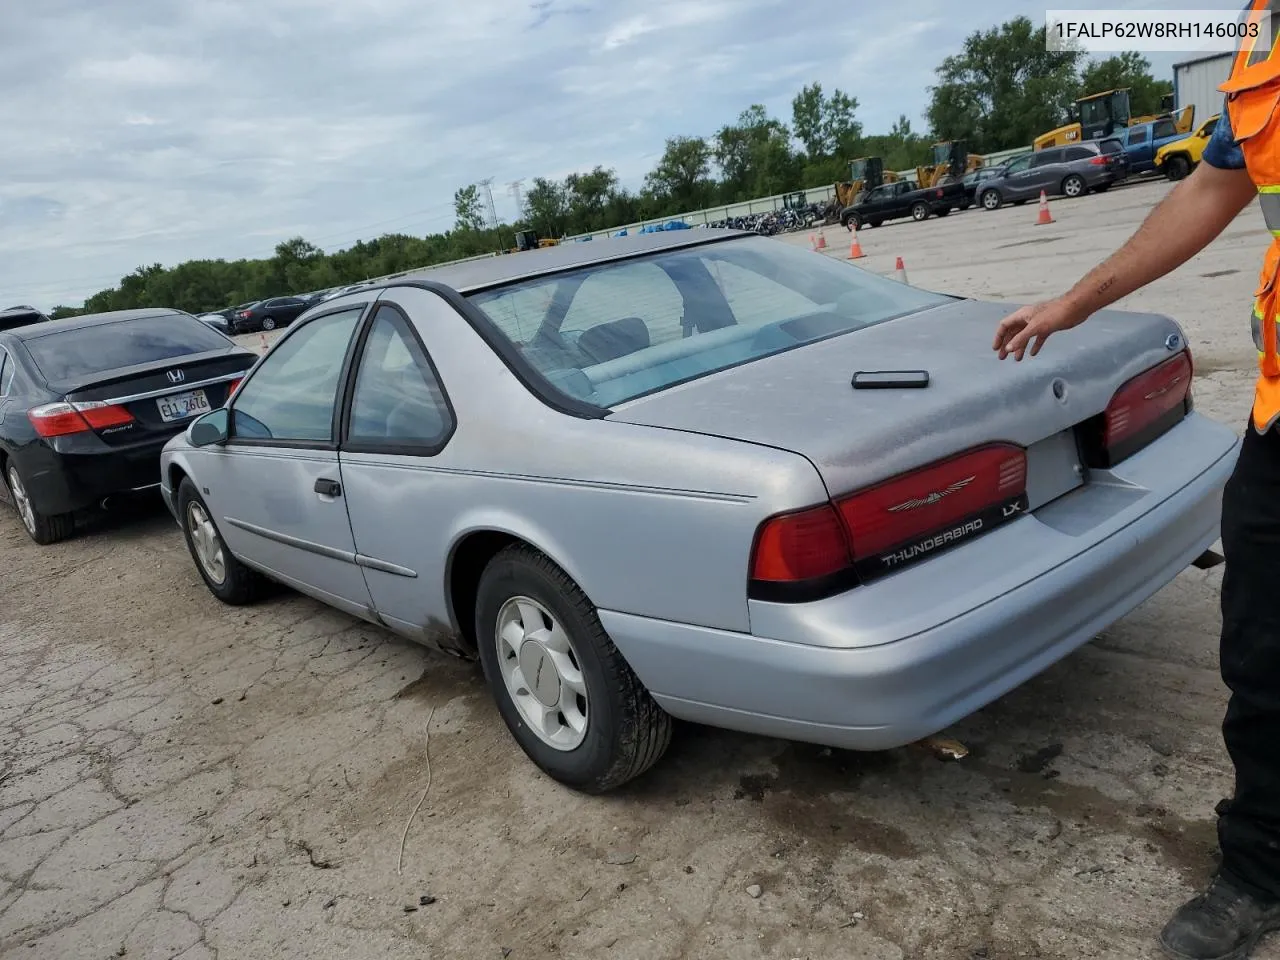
[314,478,342,497]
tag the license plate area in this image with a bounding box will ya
[1025,429,1085,511]
[157,389,211,423]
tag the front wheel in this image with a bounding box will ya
[475,544,673,793]
[981,189,1002,211]
[910,201,930,221]
[5,462,74,545]
[1062,174,1086,198]
[178,478,265,604]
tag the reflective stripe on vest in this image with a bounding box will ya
[1261,185,1280,236]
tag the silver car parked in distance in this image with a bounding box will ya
[159,229,1238,793]
[978,138,1128,210]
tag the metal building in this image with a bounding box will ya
[1173,53,1234,127]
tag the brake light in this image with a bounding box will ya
[1090,155,1108,165]
[935,188,943,198]
[1085,349,1193,467]
[750,504,850,584]
[28,401,135,437]
[226,378,242,396]
[835,444,1027,580]
[748,443,1028,600]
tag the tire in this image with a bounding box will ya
[261,316,276,331]
[843,212,861,231]
[1164,155,1191,181]
[178,477,265,604]
[5,462,74,545]
[910,201,930,222]
[475,544,673,793]
[981,189,1002,211]
[1062,174,1086,198]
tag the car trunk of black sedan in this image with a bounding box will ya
[607,297,1194,591]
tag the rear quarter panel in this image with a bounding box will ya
[337,285,829,635]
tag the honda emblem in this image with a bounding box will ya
[166,369,186,384]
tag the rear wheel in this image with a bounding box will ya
[1164,155,1191,181]
[5,462,74,545]
[261,316,276,331]
[475,544,672,793]
[1062,174,1086,198]
[910,201,930,221]
[981,189,1002,211]
[178,478,264,604]
[842,211,862,231]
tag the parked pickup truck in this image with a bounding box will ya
[839,179,968,230]
[1114,116,1186,176]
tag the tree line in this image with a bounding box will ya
[50,17,1171,320]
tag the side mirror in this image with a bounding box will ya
[189,408,230,447]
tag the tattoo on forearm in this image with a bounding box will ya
[1096,276,1116,297]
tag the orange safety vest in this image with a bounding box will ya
[1221,0,1280,432]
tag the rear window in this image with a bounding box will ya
[466,235,953,408]
[0,309,46,332]
[23,313,232,383]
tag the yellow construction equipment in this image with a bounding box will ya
[1034,88,1195,151]
[915,141,983,189]
[825,157,900,219]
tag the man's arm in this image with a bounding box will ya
[994,122,1256,360]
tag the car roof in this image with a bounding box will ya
[366,228,751,295]
[5,307,187,341]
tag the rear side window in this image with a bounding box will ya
[1129,128,1148,143]
[1154,119,1176,139]
[1065,146,1093,161]
[22,314,232,383]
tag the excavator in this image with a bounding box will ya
[823,157,901,221]
[915,141,984,189]
[1033,88,1195,151]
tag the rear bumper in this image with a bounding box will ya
[19,439,170,515]
[601,413,1239,751]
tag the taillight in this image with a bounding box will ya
[835,444,1027,581]
[750,504,850,586]
[935,188,943,197]
[28,401,135,438]
[748,444,1029,601]
[226,377,242,396]
[1084,349,1193,468]
[1090,156,1107,165]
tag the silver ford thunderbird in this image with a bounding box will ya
[159,230,1238,793]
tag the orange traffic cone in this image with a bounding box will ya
[1036,190,1054,225]
[895,256,909,283]
[847,225,866,259]
[816,227,827,250]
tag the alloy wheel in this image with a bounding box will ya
[495,595,588,751]
[186,501,227,585]
[7,467,35,536]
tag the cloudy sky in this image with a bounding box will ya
[0,0,1226,310]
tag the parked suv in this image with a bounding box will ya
[978,139,1126,210]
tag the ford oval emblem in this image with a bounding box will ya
[1165,333,1182,351]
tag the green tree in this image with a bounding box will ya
[564,167,619,232]
[453,184,486,231]
[644,135,714,211]
[714,105,799,200]
[1078,52,1174,118]
[790,83,862,159]
[522,177,570,237]
[927,15,1085,151]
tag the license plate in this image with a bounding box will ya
[157,389,211,423]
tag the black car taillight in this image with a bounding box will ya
[1080,349,1193,468]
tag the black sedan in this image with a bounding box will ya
[230,296,311,334]
[0,308,257,544]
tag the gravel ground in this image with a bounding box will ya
[1,175,1276,960]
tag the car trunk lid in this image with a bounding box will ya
[608,297,1188,508]
[56,350,254,446]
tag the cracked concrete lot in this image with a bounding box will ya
[2,178,1279,959]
